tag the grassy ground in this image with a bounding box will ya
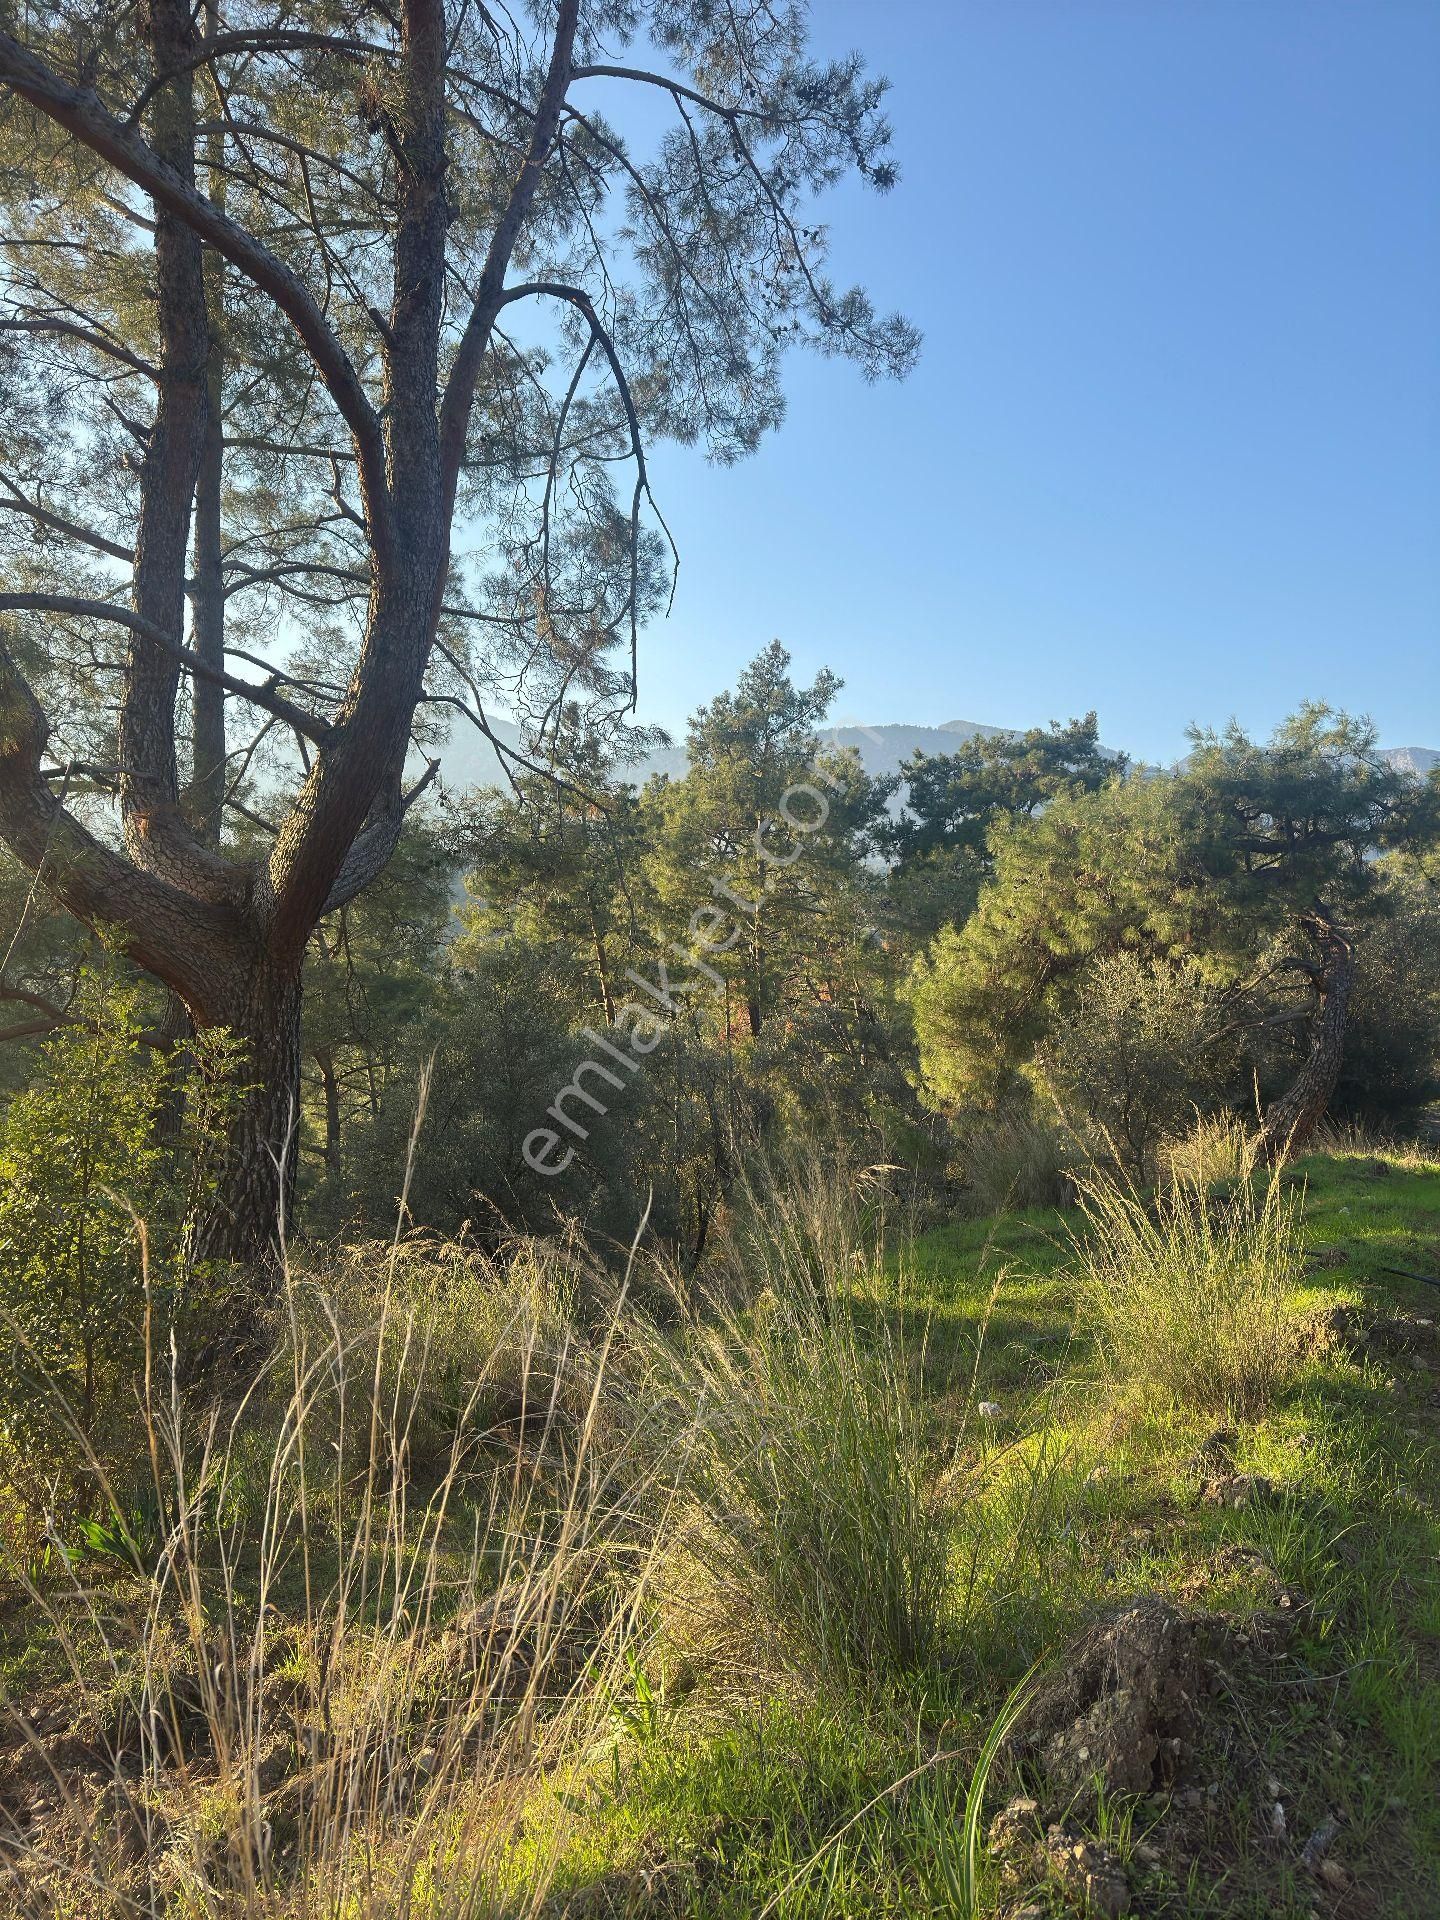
[2,1144,1438,1917]
[535,1145,1440,1918]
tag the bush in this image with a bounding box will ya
[1039,951,1238,1181]
[637,1170,949,1687]
[333,942,653,1246]
[1070,1157,1305,1418]
[0,960,236,1460]
[277,1231,592,1481]
[1332,865,1440,1129]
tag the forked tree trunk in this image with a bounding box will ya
[1257,911,1356,1163]
[0,0,586,1276]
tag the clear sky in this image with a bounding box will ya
[628,0,1440,764]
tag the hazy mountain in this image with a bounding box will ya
[1383,746,1439,778]
[435,713,1437,795]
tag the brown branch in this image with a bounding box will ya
[437,0,580,501]
[124,30,401,131]
[0,630,239,1014]
[0,593,332,743]
[0,315,159,379]
[0,29,393,551]
[320,755,440,914]
[498,279,676,701]
[0,471,134,565]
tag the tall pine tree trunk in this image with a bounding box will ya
[201,955,304,1258]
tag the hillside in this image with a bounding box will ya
[435,709,1438,795]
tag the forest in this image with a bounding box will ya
[1,3,1438,1917]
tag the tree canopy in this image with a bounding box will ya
[0,1,915,1252]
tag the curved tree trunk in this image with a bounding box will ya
[1257,910,1355,1162]
[0,0,584,1277]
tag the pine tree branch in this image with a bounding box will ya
[0,29,393,552]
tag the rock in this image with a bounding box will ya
[1199,1472,1275,1510]
[977,1400,1002,1419]
[1300,1814,1341,1872]
[1043,1824,1131,1917]
[1010,1596,1207,1815]
[1185,1426,1239,1475]
[987,1794,1044,1889]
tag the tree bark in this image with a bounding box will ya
[0,1,582,1270]
[1257,909,1356,1162]
[190,1,227,850]
[315,1047,342,1175]
[202,956,304,1258]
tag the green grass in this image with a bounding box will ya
[535,1146,1440,1917]
[3,1146,1439,1916]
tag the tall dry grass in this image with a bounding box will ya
[1157,1112,1260,1192]
[954,1108,1075,1217]
[0,1156,960,1914]
[0,1228,671,1918]
[1070,1152,1307,1418]
[639,1274,948,1690]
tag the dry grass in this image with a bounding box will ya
[0,1159,960,1914]
[1157,1113,1261,1191]
[0,1232,671,1918]
[954,1107,1074,1217]
[1305,1116,1440,1171]
[637,1274,949,1691]
[1070,1153,1307,1418]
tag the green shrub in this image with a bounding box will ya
[1331,864,1440,1128]
[0,960,237,1458]
[1039,951,1238,1181]
[332,943,659,1249]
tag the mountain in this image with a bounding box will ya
[437,715,1030,793]
[433,713,1437,795]
[1383,746,1439,778]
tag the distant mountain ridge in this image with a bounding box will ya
[436,713,1438,794]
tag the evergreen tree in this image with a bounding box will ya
[0,4,916,1258]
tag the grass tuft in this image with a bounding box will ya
[1071,1156,1306,1418]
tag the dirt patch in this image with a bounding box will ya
[1009,1596,1214,1816]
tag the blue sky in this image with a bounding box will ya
[628,1,1440,764]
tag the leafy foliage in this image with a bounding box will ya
[1039,951,1239,1181]
[0,959,238,1454]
